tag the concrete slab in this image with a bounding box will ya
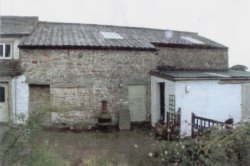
[119,109,131,130]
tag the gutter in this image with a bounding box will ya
[18,45,157,52]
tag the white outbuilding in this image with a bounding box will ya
[150,69,250,136]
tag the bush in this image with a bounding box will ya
[158,123,250,166]
[0,105,69,166]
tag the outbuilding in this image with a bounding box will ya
[150,68,250,136]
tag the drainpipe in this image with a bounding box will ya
[15,77,17,124]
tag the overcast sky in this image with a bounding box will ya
[1,0,250,68]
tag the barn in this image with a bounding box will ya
[1,16,250,134]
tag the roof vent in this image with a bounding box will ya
[181,36,204,44]
[164,30,173,39]
[100,31,123,39]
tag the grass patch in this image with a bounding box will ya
[0,105,70,166]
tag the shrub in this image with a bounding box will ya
[0,105,69,166]
[158,123,250,166]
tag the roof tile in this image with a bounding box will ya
[0,16,38,36]
[15,21,227,50]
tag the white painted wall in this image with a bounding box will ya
[175,80,242,136]
[151,76,175,126]
[11,75,29,123]
[151,76,243,136]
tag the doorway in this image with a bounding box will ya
[29,84,50,113]
[0,83,9,122]
[159,83,165,122]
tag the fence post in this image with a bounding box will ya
[191,113,195,138]
[166,112,170,141]
[177,108,181,140]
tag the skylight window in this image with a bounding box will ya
[181,36,204,44]
[100,31,123,39]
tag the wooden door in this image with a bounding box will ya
[0,83,9,122]
[242,83,250,120]
[128,85,146,122]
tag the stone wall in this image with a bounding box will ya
[20,49,156,124]
[157,47,228,70]
[19,47,228,125]
[29,85,50,113]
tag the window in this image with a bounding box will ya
[100,31,123,39]
[181,36,204,45]
[0,45,3,57]
[0,44,12,59]
[0,86,5,102]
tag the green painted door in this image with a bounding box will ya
[0,83,9,122]
[128,85,146,122]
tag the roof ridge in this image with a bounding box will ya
[38,21,198,35]
[0,15,38,19]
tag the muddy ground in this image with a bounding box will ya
[35,128,164,166]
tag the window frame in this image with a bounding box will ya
[0,43,12,59]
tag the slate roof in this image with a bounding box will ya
[150,69,250,81]
[19,21,227,50]
[0,16,38,37]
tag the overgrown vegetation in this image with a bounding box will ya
[0,105,70,166]
[81,154,127,166]
[2,105,250,166]
[158,123,250,166]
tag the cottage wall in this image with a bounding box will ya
[19,47,228,125]
[175,80,242,136]
[11,75,29,123]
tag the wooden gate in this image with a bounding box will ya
[191,113,225,138]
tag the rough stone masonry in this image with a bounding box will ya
[19,47,228,126]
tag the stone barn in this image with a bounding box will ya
[1,16,250,132]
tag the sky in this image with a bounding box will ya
[0,0,250,68]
